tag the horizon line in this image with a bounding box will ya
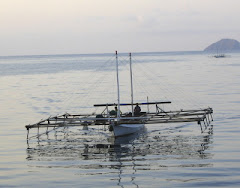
[0,50,206,58]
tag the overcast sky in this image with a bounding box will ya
[1,0,240,56]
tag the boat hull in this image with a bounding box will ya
[113,123,144,137]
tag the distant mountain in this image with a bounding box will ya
[204,39,240,52]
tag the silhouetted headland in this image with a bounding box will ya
[204,39,240,52]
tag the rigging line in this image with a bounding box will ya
[107,62,118,104]
[115,55,136,112]
[130,68,154,98]
[117,57,170,112]
[118,55,171,105]
[130,60,181,110]
[59,55,116,112]
[63,55,115,97]
[132,55,206,108]
[131,60,170,100]
[68,58,117,112]
[90,55,136,113]
[63,70,113,113]
[131,56,203,109]
[60,74,102,112]
[138,64,201,108]
[83,56,116,94]
[133,63,188,110]
[131,72,175,113]
[133,63,172,98]
[134,78,159,102]
[118,55,129,64]
[161,70,207,107]
[117,57,140,108]
[82,69,116,108]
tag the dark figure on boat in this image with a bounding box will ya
[134,103,141,116]
[95,114,106,125]
[110,106,118,116]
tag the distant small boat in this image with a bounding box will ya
[214,54,225,58]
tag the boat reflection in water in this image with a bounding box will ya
[26,125,214,187]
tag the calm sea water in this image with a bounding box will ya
[0,52,240,187]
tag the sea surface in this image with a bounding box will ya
[0,51,240,187]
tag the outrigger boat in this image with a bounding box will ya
[214,54,226,58]
[25,52,213,138]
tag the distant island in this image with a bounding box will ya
[204,39,240,53]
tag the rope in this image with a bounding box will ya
[131,56,205,110]
[58,55,116,113]
[47,53,207,116]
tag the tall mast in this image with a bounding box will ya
[129,53,134,115]
[115,51,121,120]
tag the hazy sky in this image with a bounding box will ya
[1,0,240,56]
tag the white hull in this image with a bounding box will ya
[113,123,144,137]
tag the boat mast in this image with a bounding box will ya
[115,51,121,120]
[129,53,134,115]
